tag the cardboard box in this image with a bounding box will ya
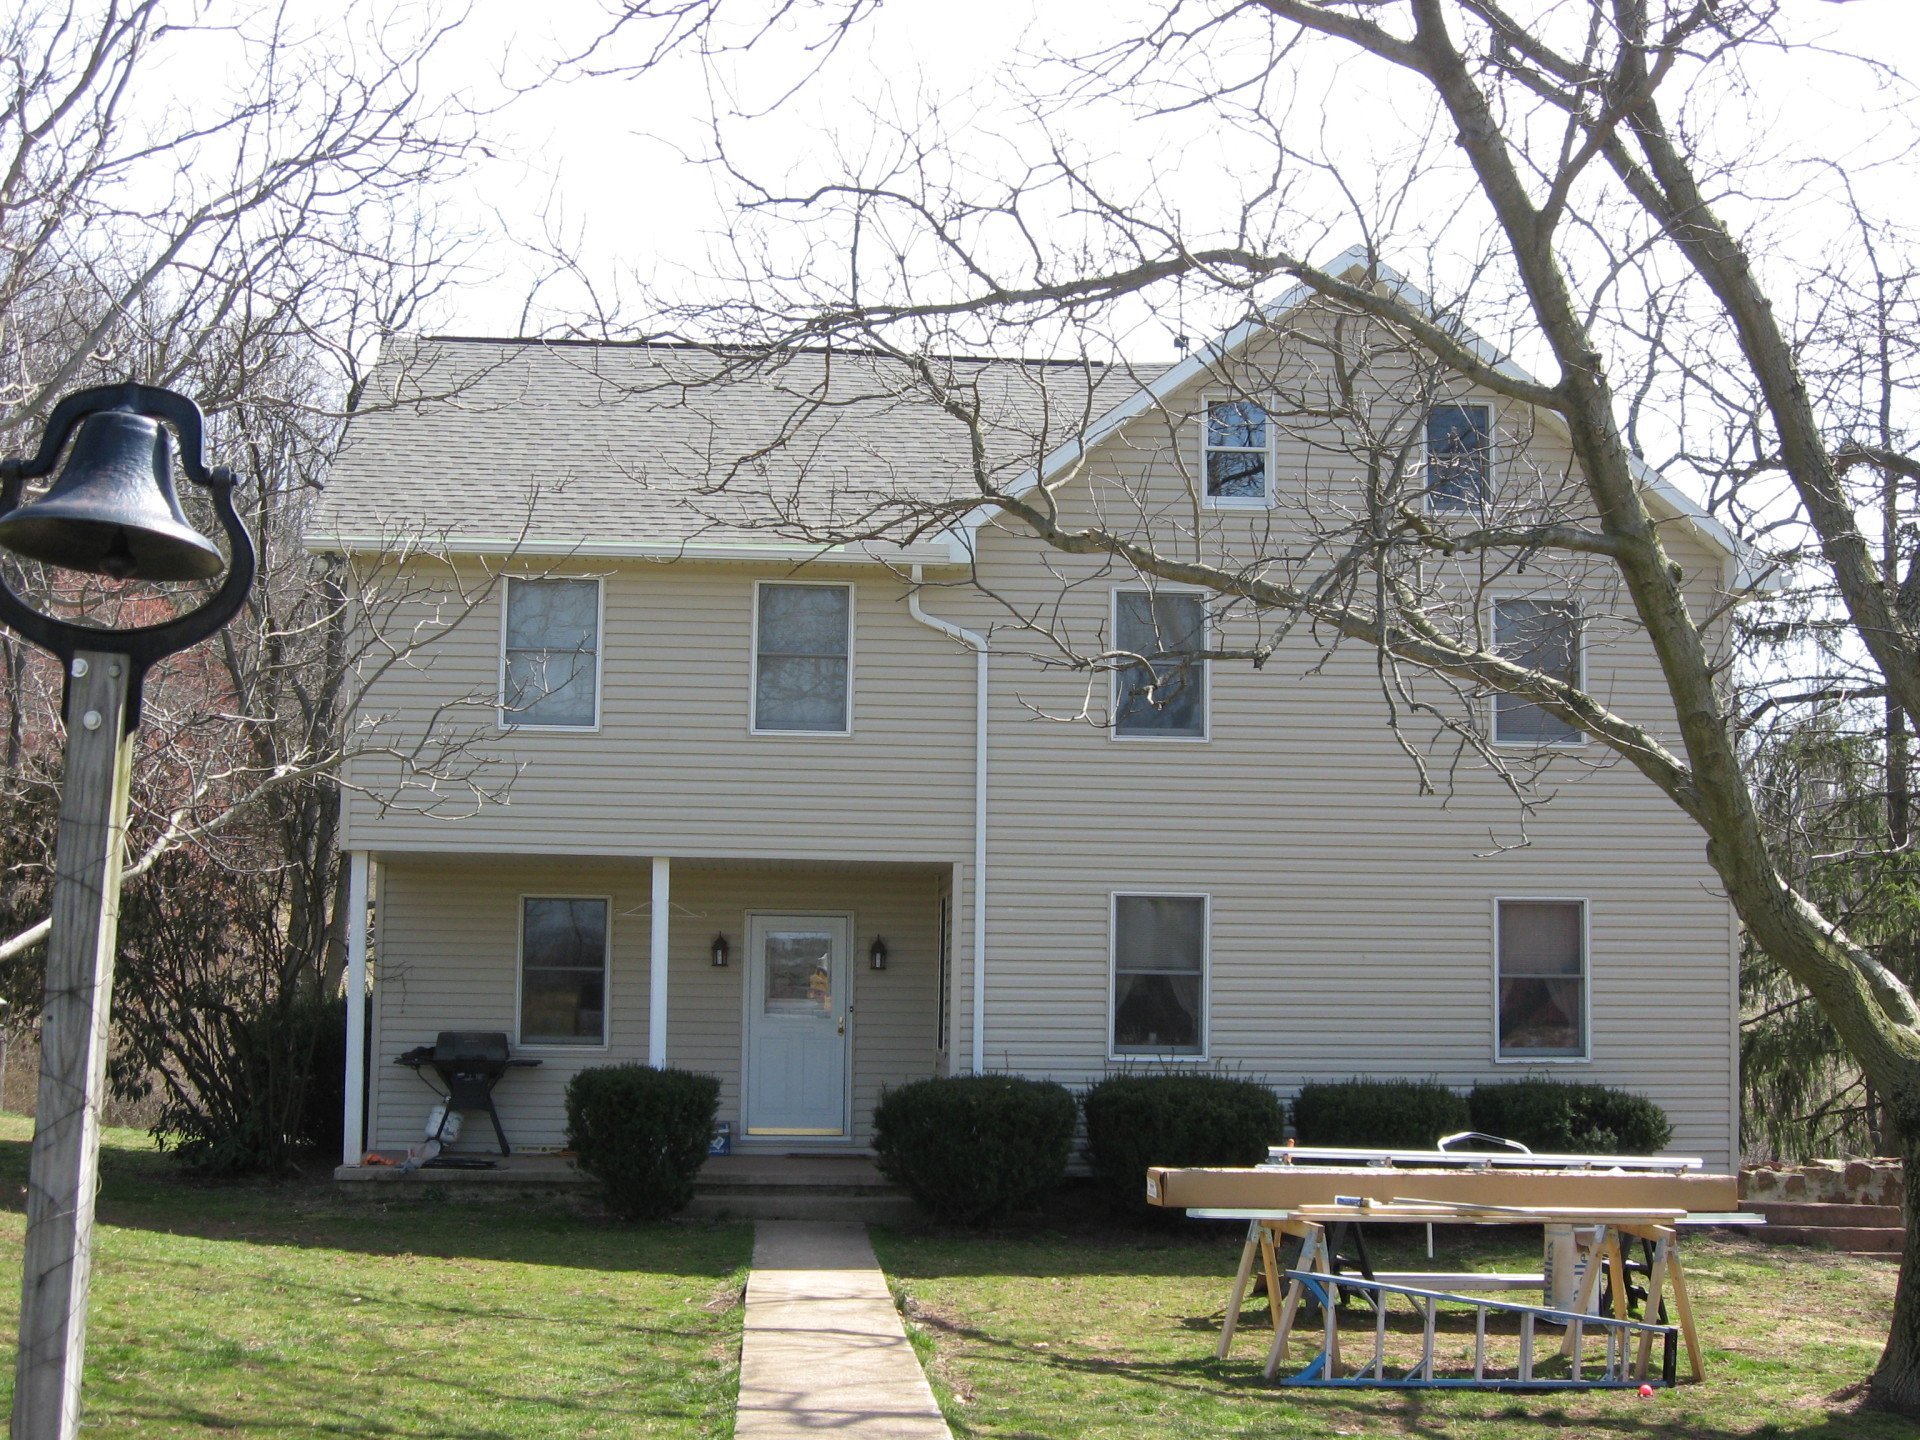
[1145,1166,1739,1213]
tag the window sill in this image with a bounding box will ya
[1493,1053,1590,1064]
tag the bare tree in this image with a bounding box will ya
[571,0,1920,1409]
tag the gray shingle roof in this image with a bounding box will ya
[309,338,1164,560]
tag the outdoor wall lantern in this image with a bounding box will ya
[869,935,888,971]
[711,932,730,967]
[0,382,254,1440]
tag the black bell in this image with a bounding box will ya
[0,408,224,581]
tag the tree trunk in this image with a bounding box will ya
[1870,1112,1920,1412]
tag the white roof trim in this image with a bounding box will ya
[952,244,1760,586]
[303,534,970,567]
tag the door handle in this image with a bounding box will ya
[837,1015,845,1036]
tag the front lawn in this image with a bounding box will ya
[874,1221,1919,1439]
[0,1116,753,1437]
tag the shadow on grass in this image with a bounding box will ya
[908,1304,1896,1440]
[0,1127,751,1279]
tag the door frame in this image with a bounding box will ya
[739,910,856,1143]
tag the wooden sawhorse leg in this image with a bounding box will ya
[1264,1221,1327,1380]
[1624,1224,1704,1382]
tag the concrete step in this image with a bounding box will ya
[684,1192,920,1224]
[1757,1224,1904,1253]
[1754,1201,1903,1228]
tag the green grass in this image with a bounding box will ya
[873,1221,1920,1439]
[0,1116,752,1437]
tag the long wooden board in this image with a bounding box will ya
[1146,1166,1738,1212]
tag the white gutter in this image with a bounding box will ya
[907,566,990,1074]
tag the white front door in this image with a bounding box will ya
[744,914,851,1138]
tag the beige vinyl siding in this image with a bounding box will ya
[368,857,943,1153]
[341,562,977,860]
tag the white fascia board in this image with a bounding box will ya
[947,243,1763,587]
[303,533,970,568]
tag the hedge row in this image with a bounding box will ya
[561,1065,1672,1226]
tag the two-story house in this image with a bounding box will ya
[311,256,1743,1168]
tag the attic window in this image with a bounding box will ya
[1426,403,1492,511]
[1204,399,1269,505]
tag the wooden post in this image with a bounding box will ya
[12,651,135,1440]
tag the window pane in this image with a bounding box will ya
[505,648,597,726]
[1115,591,1206,737]
[755,654,849,731]
[756,586,850,730]
[1494,599,1579,743]
[1208,400,1267,449]
[759,585,850,656]
[764,931,833,1018]
[1207,450,1267,498]
[521,898,607,1044]
[503,579,598,728]
[1427,404,1491,510]
[1115,895,1206,974]
[1499,900,1583,976]
[506,578,598,651]
[1113,973,1202,1053]
[1498,977,1583,1055]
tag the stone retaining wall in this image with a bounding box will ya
[1741,1159,1904,1207]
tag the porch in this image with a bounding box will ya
[333,1151,918,1223]
[345,852,955,1163]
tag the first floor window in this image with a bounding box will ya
[755,583,851,732]
[1112,894,1207,1055]
[1426,403,1492,511]
[1205,398,1268,503]
[521,897,608,1045]
[1496,899,1585,1059]
[1114,589,1207,737]
[1493,598,1581,744]
[502,577,599,727]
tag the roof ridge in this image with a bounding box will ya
[412,334,1164,370]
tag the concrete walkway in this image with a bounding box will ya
[735,1221,952,1439]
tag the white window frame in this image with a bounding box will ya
[1422,401,1496,514]
[1489,593,1587,747]
[1199,394,1274,510]
[1108,890,1211,1062]
[1109,585,1211,743]
[1491,895,1591,1064]
[515,892,613,1052]
[497,574,605,732]
[749,579,856,738]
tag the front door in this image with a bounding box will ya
[744,913,851,1138]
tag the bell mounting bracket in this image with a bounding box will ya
[0,383,256,729]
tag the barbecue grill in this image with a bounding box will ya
[395,1031,541,1156]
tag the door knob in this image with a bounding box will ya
[837,1016,845,1035]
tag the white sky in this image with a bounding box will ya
[407,0,1920,355]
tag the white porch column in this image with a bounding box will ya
[649,856,670,1067]
[340,851,370,1168]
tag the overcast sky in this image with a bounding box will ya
[409,0,1920,358]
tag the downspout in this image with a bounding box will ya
[907,566,989,1074]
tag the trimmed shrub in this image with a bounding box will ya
[1083,1074,1286,1215]
[565,1065,721,1221]
[1468,1079,1673,1156]
[872,1074,1077,1225]
[1290,1078,1470,1148]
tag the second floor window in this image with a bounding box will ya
[1493,598,1581,744]
[755,583,851,732]
[1114,590,1207,738]
[502,577,599,728]
[1205,399,1268,504]
[1426,403,1492,511]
